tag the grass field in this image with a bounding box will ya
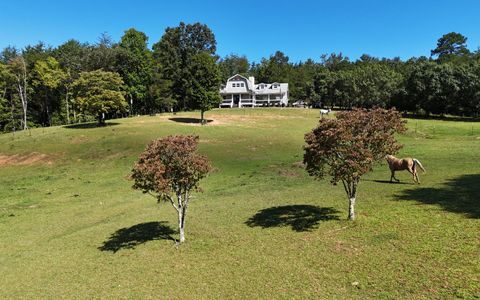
[0,108,479,299]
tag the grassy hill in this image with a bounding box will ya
[0,108,479,299]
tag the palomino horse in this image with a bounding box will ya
[385,155,426,184]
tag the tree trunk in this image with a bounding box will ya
[15,74,28,130]
[342,179,358,221]
[348,197,356,220]
[348,179,358,220]
[65,86,70,124]
[45,92,52,126]
[175,191,189,244]
[20,87,27,130]
[178,209,185,243]
[98,113,105,126]
[18,58,28,130]
[10,96,16,133]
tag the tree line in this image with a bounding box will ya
[0,22,221,130]
[1,25,479,131]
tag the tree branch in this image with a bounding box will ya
[161,193,179,212]
[341,180,351,197]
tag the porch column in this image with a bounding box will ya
[231,94,233,108]
[268,94,270,106]
[239,94,242,108]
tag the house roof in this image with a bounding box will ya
[227,74,254,91]
[222,74,288,94]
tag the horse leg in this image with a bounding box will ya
[391,170,399,182]
[415,171,420,184]
[408,167,417,183]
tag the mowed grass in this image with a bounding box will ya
[0,108,479,299]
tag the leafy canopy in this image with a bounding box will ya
[131,135,212,201]
[117,28,153,110]
[187,52,222,118]
[152,22,217,110]
[431,32,470,59]
[32,57,66,90]
[72,70,127,120]
[304,108,406,184]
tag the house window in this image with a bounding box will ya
[232,83,237,87]
[240,83,244,87]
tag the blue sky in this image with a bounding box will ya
[1,0,479,63]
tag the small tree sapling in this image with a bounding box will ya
[303,108,406,220]
[131,135,212,243]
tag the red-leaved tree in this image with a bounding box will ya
[131,135,212,243]
[304,108,406,220]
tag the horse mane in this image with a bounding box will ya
[385,154,397,162]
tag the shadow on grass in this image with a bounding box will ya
[394,174,480,218]
[245,205,339,232]
[64,122,120,129]
[168,117,213,124]
[365,179,413,185]
[403,113,480,122]
[98,221,175,253]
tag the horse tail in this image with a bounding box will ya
[413,159,426,174]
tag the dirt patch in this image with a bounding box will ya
[174,119,226,126]
[278,168,302,179]
[200,139,219,144]
[70,135,90,144]
[154,111,307,128]
[291,161,305,169]
[0,152,53,166]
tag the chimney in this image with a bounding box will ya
[248,76,255,86]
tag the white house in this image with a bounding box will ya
[219,74,288,108]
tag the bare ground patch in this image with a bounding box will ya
[0,152,53,166]
[70,135,90,144]
[278,168,302,179]
[266,163,304,179]
[159,112,304,127]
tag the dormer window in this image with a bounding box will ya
[240,83,244,87]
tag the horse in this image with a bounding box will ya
[385,155,426,184]
[320,108,331,118]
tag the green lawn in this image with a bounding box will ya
[0,108,479,299]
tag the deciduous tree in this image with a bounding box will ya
[8,56,29,130]
[0,63,10,126]
[131,135,212,244]
[187,52,222,124]
[32,57,67,125]
[117,28,153,114]
[72,70,127,125]
[304,108,406,220]
[152,22,216,111]
[218,54,249,82]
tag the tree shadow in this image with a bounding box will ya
[403,113,480,122]
[64,122,120,129]
[98,221,175,253]
[245,205,339,232]
[365,179,413,185]
[394,174,480,218]
[168,118,213,124]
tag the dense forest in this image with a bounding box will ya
[1,22,479,131]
